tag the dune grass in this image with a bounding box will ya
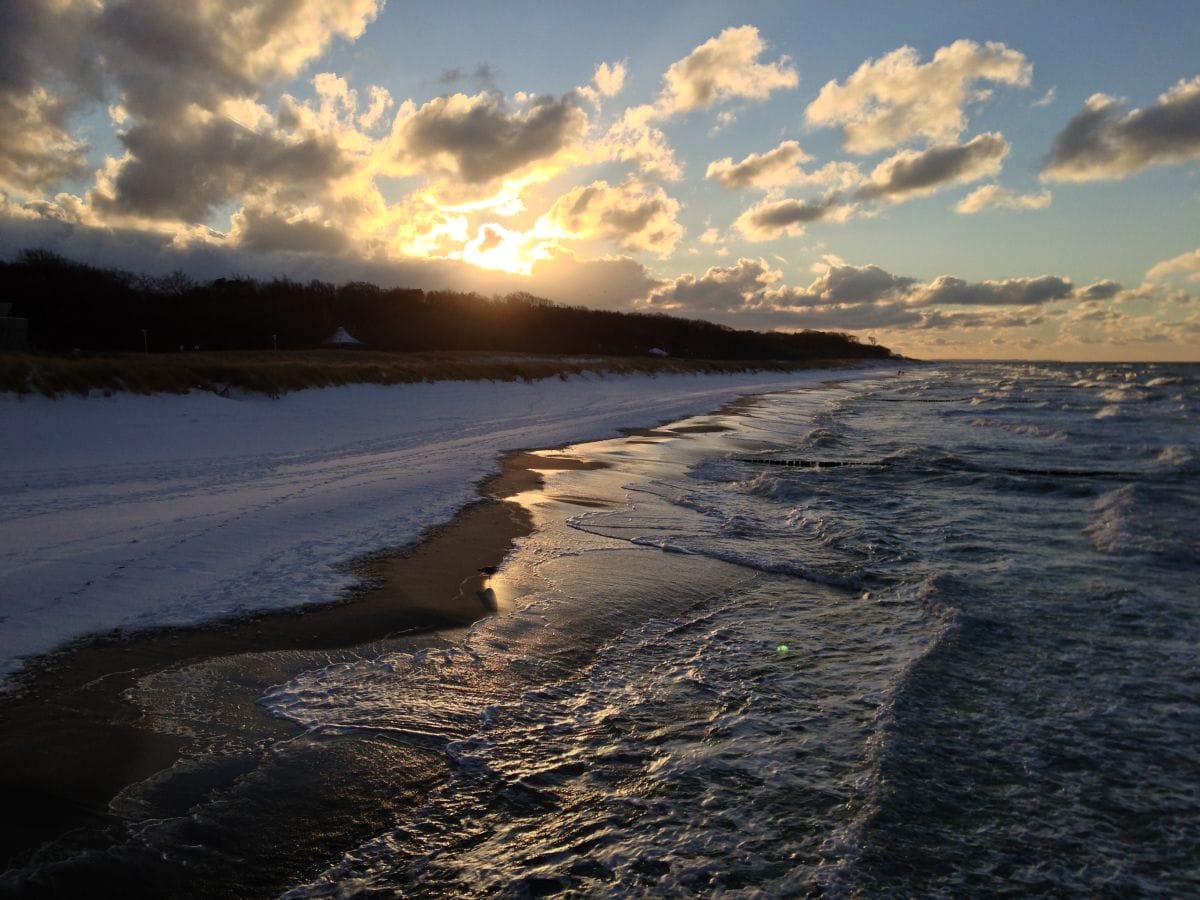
[0,350,866,399]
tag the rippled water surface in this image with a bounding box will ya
[6,362,1198,898]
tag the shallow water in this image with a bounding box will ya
[4,362,1198,897]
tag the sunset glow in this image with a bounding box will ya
[1,1,1198,359]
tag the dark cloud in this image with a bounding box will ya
[94,117,349,222]
[401,92,586,183]
[733,195,850,240]
[95,0,381,118]
[808,263,917,302]
[858,133,1008,200]
[916,274,1073,306]
[98,2,253,117]
[235,207,350,254]
[0,1,104,192]
[1077,279,1122,301]
[437,64,498,92]
[751,197,838,228]
[0,2,102,98]
[1041,77,1200,181]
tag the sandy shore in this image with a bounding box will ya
[0,450,600,867]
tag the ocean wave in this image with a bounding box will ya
[1155,444,1198,472]
[1085,484,1199,561]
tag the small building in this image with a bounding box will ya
[322,326,364,349]
[0,303,29,351]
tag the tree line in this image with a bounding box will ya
[1,249,892,361]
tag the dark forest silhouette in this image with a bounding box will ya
[1,250,892,361]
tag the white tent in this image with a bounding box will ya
[323,326,364,348]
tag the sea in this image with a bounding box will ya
[4,361,1198,898]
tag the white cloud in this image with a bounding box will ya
[597,106,682,181]
[1147,246,1200,282]
[1033,87,1057,108]
[656,26,798,116]
[805,40,1032,153]
[593,62,627,98]
[955,184,1052,213]
[543,179,684,257]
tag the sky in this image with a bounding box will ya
[1,1,1198,360]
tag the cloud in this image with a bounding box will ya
[395,91,587,184]
[641,258,1086,334]
[805,40,1032,154]
[644,257,782,315]
[913,274,1074,306]
[543,180,683,256]
[231,206,350,254]
[1147,246,1200,282]
[598,106,682,180]
[656,25,798,116]
[706,140,862,192]
[1041,76,1200,181]
[955,183,1052,213]
[0,0,105,193]
[92,112,351,222]
[707,141,809,189]
[0,88,92,195]
[0,0,383,222]
[858,133,1009,201]
[579,61,627,110]
[805,262,917,302]
[97,0,382,119]
[602,25,799,177]
[437,64,498,92]
[1033,87,1057,108]
[1075,279,1122,300]
[592,62,626,98]
[529,251,661,310]
[733,195,854,241]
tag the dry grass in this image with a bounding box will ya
[0,350,866,399]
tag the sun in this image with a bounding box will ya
[459,222,560,275]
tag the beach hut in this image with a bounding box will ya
[322,326,364,349]
[0,302,29,351]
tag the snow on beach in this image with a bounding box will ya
[0,368,870,682]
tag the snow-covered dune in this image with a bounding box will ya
[0,369,864,680]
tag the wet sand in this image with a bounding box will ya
[0,450,603,868]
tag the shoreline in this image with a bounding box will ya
[0,449,599,867]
